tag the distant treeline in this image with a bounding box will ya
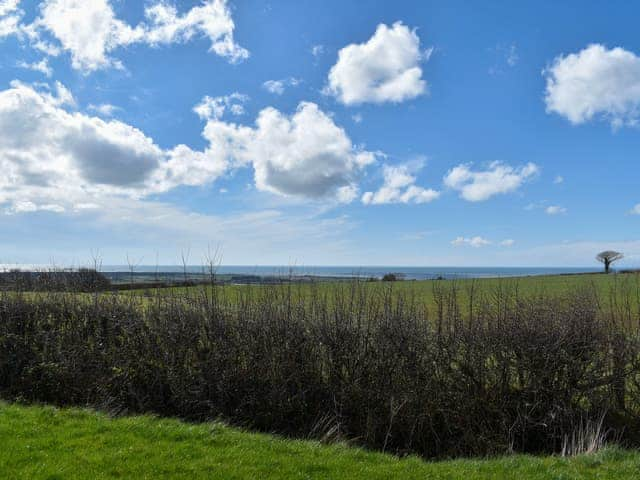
[0,268,353,292]
[0,268,111,292]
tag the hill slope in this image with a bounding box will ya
[1,402,638,479]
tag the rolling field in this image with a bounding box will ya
[127,272,640,312]
[1,402,639,480]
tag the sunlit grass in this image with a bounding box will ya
[1,402,639,480]
[125,272,640,313]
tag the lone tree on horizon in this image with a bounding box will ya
[596,250,623,274]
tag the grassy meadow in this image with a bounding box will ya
[128,271,640,314]
[2,402,639,480]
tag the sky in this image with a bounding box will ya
[0,0,639,268]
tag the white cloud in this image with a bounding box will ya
[262,80,285,95]
[311,44,324,58]
[0,81,227,212]
[88,103,120,117]
[444,161,539,202]
[452,236,515,248]
[11,0,247,72]
[0,80,377,213]
[5,200,65,214]
[352,113,363,124]
[262,78,300,95]
[193,93,248,120]
[142,0,248,62]
[326,22,428,105]
[0,0,20,17]
[200,101,376,199]
[336,185,359,204]
[544,44,640,127]
[451,236,491,248]
[553,175,564,184]
[362,164,439,205]
[630,204,640,215]
[36,0,145,71]
[545,205,567,215]
[0,0,21,37]
[73,202,100,211]
[17,57,52,77]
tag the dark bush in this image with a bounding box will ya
[0,281,639,458]
[0,268,111,292]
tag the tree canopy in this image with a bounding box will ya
[596,251,623,273]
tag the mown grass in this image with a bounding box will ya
[1,402,639,480]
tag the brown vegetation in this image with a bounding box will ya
[1,281,639,458]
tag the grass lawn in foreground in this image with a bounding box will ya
[1,402,639,479]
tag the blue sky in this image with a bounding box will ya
[0,0,639,267]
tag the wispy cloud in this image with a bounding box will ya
[545,205,567,215]
[262,77,301,95]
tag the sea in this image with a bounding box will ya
[92,265,602,280]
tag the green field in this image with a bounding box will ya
[128,272,640,311]
[1,402,639,480]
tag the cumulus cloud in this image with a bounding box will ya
[451,236,491,248]
[361,164,439,205]
[545,205,567,215]
[0,0,19,16]
[326,22,428,105]
[17,57,52,77]
[0,81,226,212]
[0,79,377,214]
[193,93,248,120]
[7,0,247,72]
[35,0,144,71]
[444,161,539,202]
[142,0,248,62]
[544,44,640,127]
[200,101,376,199]
[0,0,21,37]
[262,78,300,95]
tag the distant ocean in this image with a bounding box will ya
[90,265,603,280]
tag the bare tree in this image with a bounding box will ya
[596,251,623,274]
[126,253,143,286]
[180,247,191,285]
